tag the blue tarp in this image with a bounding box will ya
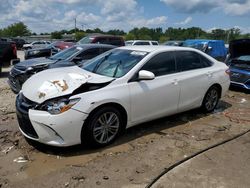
[183,39,227,59]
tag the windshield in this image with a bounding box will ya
[125,41,133,46]
[78,36,93,44]
[49,46,82,60]
[82,49,148,78]
[231,55,250,64]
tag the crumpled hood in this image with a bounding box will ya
[15,57,55,69]
[22,66,114,103]
[229,39,250,58]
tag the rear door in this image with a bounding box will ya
[129,51,180,124]
[175,50,214,111]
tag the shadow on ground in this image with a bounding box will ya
[27,100,232,156]
[230,86,250,94]
[0,71,9,78]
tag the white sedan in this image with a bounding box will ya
[16,46,230,147]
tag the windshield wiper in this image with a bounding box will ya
[113,60,122,77]
[93,52,112,73]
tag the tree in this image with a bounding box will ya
[51,31,62,39]
[125,33,136,40]
[75,31,85,41]
[0,22,31,37]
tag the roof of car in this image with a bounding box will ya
[118,45,197,53]
[76,43,116,49]
[126,40,158,42]
[86,34,123,38]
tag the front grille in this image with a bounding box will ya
[11,66,24,77]
[230,71,250,83]
[16,93,39,138]
[8,75,20,93]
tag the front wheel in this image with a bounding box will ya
[82,106,123,147]
[201,86,220,113]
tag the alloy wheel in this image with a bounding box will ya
[93,112,120,144]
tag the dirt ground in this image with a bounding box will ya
[0,54,250,187]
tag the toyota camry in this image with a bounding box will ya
[16,46,230,147]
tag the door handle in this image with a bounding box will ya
[172,79,178,85]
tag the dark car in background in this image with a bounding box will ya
[0,38,17,73]
[24,41,75,59]
[8,44,115,93]
[225,39,250,90]
[11,38,26,49]
[78,34,125,46]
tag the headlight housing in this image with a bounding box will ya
[37,97,80,115]
[29,50,40,55]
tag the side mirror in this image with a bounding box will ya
[138,70,155,80]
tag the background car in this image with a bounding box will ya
[163,40,183,46]
[182,39,227,61]
[125,40,159,46]
[225,39,250,90]
[0,38,17,73]
[23,41,51,50]
[8,44,115,93]
[24,41,75,60]
[11,38,26,49]
[16,46,230,148]
[52,41,75,50]
[78,34,125,46]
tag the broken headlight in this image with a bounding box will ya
[38,97,80,115]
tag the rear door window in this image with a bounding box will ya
[108,38,123,46]
[175,51,211,72]
[134,41,150,45]
[78,48,101,60]
[95,37,107,44]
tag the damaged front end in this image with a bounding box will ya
[16,67,114,146]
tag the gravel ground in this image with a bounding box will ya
[0,52,249,187]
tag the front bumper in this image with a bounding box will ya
[230,70,250,90]
[230,81,250,90]
[8,67,28,94]
[16,94,88,146]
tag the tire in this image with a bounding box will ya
[82,106,123,147]
[201,86,220,113]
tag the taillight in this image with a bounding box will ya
[11,43,17,56]
[225,69,230,75]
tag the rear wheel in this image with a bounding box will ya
[201,86,220,113]
[82,106,123,147]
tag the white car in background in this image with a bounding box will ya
[16,46,230,147]
[125,40,159,46]
[23,41,51,50]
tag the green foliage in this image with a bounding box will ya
[107,29,126,36]
[159,36,169,44]
[125,33,136,40]
[1,22,249,43]
[0,22,31,37]
[51,31,62,39]
[75,31,86,41]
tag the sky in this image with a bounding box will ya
[0,0,250,34]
